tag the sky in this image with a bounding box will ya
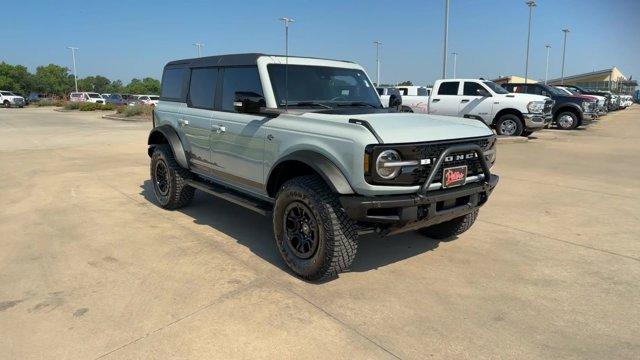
[2,0,639,86]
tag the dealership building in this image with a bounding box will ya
[547,67,637,94]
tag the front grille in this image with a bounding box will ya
[366,137,492,186]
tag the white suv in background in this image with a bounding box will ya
[428,79,553,136]
[0,91,26,108]
[135,95,160,106]
[70,92,105,104]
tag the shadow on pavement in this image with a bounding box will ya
[141,180,451,279]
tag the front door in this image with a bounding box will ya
[458,81,494,124]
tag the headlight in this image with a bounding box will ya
[375,149,402,179]
[582,101,592,111]
[527,101,545,114]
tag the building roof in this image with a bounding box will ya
[491,75,538,84]
[546,67,623,84]
[165,53,354,68]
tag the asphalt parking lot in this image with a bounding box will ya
[1,106,639,359]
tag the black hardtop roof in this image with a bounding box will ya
[164,53,354,69]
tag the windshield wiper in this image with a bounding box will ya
[287,101,332,109]
[336,102,379,108]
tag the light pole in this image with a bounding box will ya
[193,42,204,57]
[524,0,536,85]
[442,0,450,78]
[452,52,458,78]
[67,46,79,92]
[373,41,382,86]
[561,29,570,84]
[279,17,294,111]
[544,44,551,84]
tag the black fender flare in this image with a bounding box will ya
[268,150,354,195]
[147,125,189,169]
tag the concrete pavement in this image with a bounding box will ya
[0,106,638,359]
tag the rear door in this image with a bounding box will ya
[181,67,218,166]
[458,81,494,123]
[429,81,460,116]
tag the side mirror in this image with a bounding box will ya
[233,91,266,114]
[389,93,402,108]
[476,88,491,97]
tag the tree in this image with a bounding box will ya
[78,75,111,93]
[0,62,32,94]
[125,77,160,94]
[105,80,124,94]
[32,64,73,97]
[397,81,413,86]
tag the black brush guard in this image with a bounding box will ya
[340,144,498,236]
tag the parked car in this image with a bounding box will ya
[561,85,615,112]
[0,90,26,108]
[397,85,431,97]
[554,86,607,115]
[427,79,553,136]
[376,87,411,112]
[148,53,499,280]
[101,93,111,99]
[134,95,159,106]
[105,93,138,106]
[501,83,597,130]
[70,92,106,104]
[378,86,430,113]
[26,93,53,105]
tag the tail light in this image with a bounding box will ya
[152,108,156,128]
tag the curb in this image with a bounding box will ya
[102,114,150,122]
[496,135,528,144]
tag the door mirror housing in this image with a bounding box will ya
[233,91,266,114]
[476,88,491,97]
[389,93,402,108]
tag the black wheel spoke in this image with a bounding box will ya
[283,201,319,259]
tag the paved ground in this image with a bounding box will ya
[1,106,639,359]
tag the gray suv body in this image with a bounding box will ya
[148,53,499,280]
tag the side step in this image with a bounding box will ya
[185,179,273,216]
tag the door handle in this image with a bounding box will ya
[461,99,470,103]
[212,124,226,134]
[178,119,189,126]
[432,99,440,102]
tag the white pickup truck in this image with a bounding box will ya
[377,86,430,113]
[0,90,26,108]
[427,79,554,136]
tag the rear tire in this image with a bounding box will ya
[273,175,357,280]
[555,111,579,130]
[417,210,479,239]
[495,114,523,136]
[150,144,195,210]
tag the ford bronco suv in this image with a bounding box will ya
[148,53,499,280]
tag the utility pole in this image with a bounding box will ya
[279,17,294,111]
[67,46,79,92]
[524,1,536,84]
[193,43,204,57]
[442,0,450,78]
[452,52,458,78]
[561,29,570,84]
[544,44,551,84]
[373,41,382,86]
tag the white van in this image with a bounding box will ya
[69,92,105,104]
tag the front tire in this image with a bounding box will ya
[417,210,479,239]
[150,144,195,209]
[273,175,357,280]
[555,111,579,130]
[495,114,523,136]
[3,101,10,108]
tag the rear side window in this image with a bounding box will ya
[437,82,459,95]
[221,67,263,112]
[188,67,218,109]
[161,68,186,100]
[398,88,408,95]
[417,87,428,96]
[463,82,486,96]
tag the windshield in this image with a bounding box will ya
[1,91,15,96]
[540,84,563,96]
[88,93,101,98]
[483,81,509,94]
[149,96,159,100]
[268,64,382,109]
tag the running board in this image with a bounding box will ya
[185,179,273,216]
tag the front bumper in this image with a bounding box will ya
[341,174,498,236]
[522,113,552,130]
[11,99,25,106]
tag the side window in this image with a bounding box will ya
[376,88,384,95]
[161,68,186,100]
[221,67,263,112]
[437,81,460,95]
[188,67,218,109]
[417,87,428,96]
[398,88,408,95]
[463,82,486,96]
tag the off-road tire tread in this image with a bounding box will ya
[274,175,357,280]
[151,144,195,210]
[418,210,479,239]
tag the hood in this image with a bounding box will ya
[569,94,597,102]
[301,112,493,143]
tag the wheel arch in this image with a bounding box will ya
[147,125,189,169]
[266,151,355,197]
